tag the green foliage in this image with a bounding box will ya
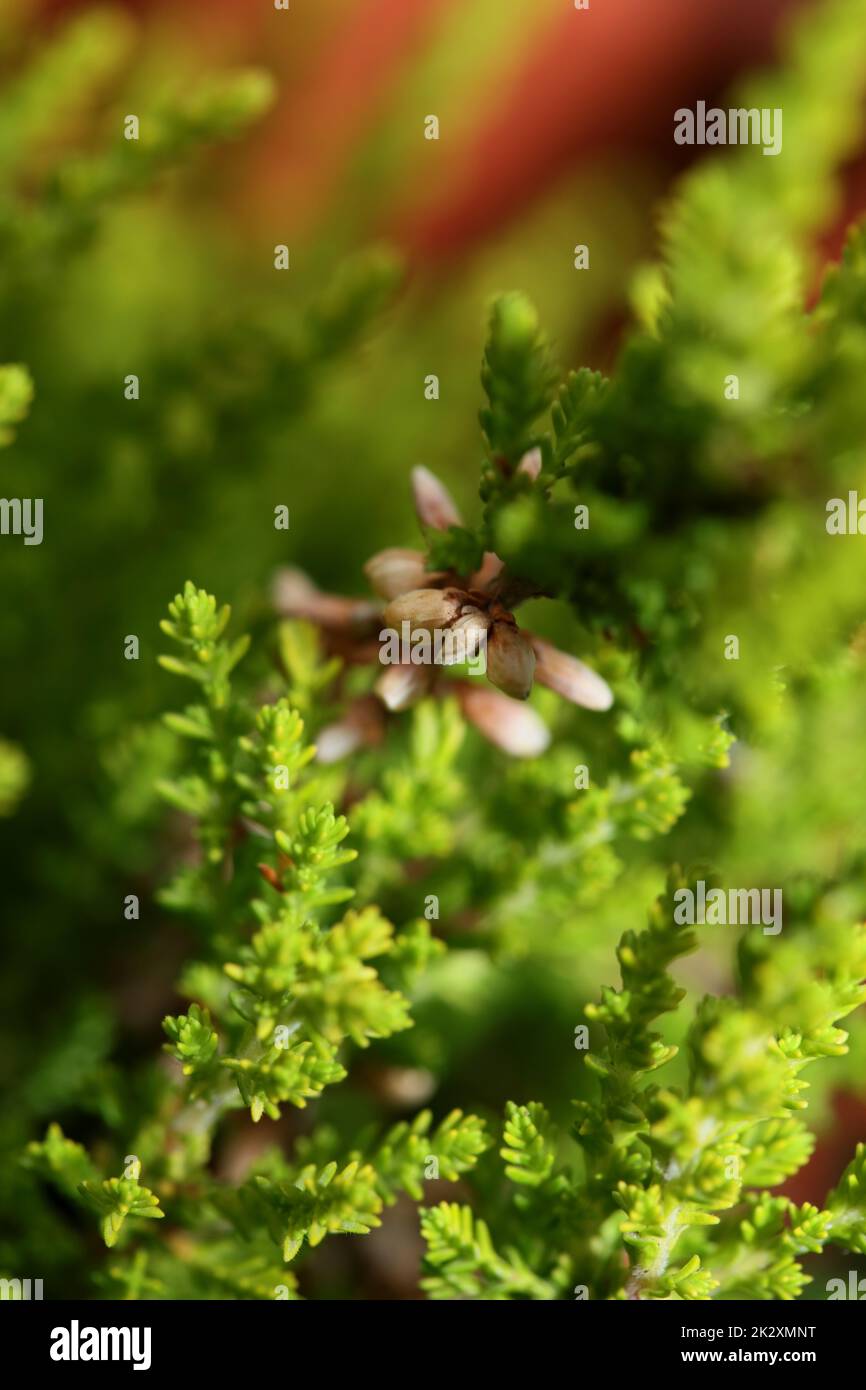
[351,699,466,862]
[156,589,417,1127]
[826,1144,866,1255]
[500,1101,559,1189]
[79,1173,165,1250]
[0,363,33,445]
[24,587,487,1282]
[243,1159,383,1262]
[0,736,29,815]
[220,1106,488,1267]
[162,1004,219,1087]
[418,882,866,1299]
[479,292,557,471]
[373,1109,490,1201]
[420,1201,562,1299]
[24,1123,98,1197]
[158,584,249,690]
[10,0,866,1304]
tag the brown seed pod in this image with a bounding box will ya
[486,621,536,700]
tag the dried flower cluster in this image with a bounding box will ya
[275,463,611,760]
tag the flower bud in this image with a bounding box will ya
[411,466,462,531]
[490,292,539,356]
[365,1065,436,1106]
[315,721,366,764]
[486,622,536,700]
[364,548,437,600]
[459,684,550,758]
[375,663,431,711]
[315,698,384,762]
[517,447,542,481]
[272,567,378,630]
[469,550,505,591]
[445,608,490,665]
[383,587,463,633]
[529,635,613,711]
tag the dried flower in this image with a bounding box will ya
[411,465,462,531]
[382,587,466,634]
[457,684,550,757]
[485,621,536,700]
[374,663,431,711]
[315,697,385,763]
[529,635,613,711]
[272,567,378,631]
[449,608,492,663]
[469,550,505,589]
[270,465,612,752]
[364,548,440,601]
[516,446,542,481]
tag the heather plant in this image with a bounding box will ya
[420,876,866,1299]
[24,581,488,1295]
[6,0,866,1302]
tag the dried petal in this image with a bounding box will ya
[368,1066,436,1106]
[411,465,462,531]
[469,550,505,591]
[315,721,366,763]
[315,698,384,763]
[364,548,439,601]
[446,608,491,665]
[383,586,463,633]
[272,567,379,631]
[486,621,536,700]
[517,447,542,481]
[529,635,613,711]
[374,663,432,711]
[458,684,550,757]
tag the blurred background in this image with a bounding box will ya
[3,0,866,1297]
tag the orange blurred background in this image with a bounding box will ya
[37,0,866,274]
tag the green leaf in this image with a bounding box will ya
[79,1175,165,1249]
